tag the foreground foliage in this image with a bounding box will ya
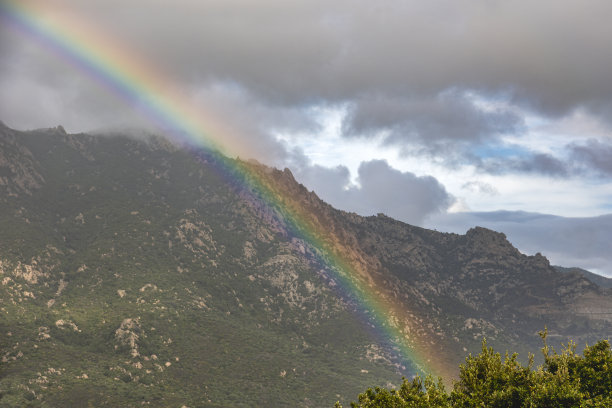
[337,331,612,407]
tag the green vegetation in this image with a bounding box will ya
[337,330,612,407]
[1,125,611,407]
[0,127,406,407]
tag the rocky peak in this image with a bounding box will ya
[461,226,521,259]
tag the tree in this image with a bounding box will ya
[537,329,612,407]
[337,332,612,408]
[450,339,534,408]
[335,375,449,408]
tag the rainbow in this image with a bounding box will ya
[1,1,452,381]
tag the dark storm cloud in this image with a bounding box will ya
[4,0,612,145]
[425,211,612,278]
[294,159,453,225]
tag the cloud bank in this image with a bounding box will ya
[3,0,612,156]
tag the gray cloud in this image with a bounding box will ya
[480,153,569,177]
[341,92,524,154]
[3,0,612,140]
[294,159,453,226]
[472,139,612,178]
[293,163,352,201]
[461,181,498,196]
[185,84,322,166]
[570,139,612,176]
[425,211,612,278]
[474,139,612,178]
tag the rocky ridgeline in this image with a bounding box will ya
[0,123,610,407]
[246,149,612,364]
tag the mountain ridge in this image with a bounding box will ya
[1,122,610,407]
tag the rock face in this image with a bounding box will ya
[555,265,612,289]
[0,124,45,196]
[1,122,610,407]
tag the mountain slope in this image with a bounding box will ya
[1,123,610,407]
[555,265,612,289]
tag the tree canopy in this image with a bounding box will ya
[337,331,611,408]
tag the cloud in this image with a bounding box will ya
[292,162,352,202]
[294,159,453,225]
[425,211,612,278]
[461,181,498,196]
[479,153,569,177]
[472,138,612,178]
[570,139,612,176]
[466,137,612,178]
[4,0,612,140]
[341,92,524,153]
[186,83,321,166]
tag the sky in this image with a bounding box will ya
[1,0,611,277]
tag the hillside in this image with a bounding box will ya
[555,266,612,289]
[1,123,610,407]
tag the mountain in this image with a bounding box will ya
[1,123,611,407]
[554,266,612,289]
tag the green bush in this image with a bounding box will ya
[337,330,611,407]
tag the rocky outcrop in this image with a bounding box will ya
[0,123,45,196]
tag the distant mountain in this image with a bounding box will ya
[554,266,612,289]
[1,123,610,407]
